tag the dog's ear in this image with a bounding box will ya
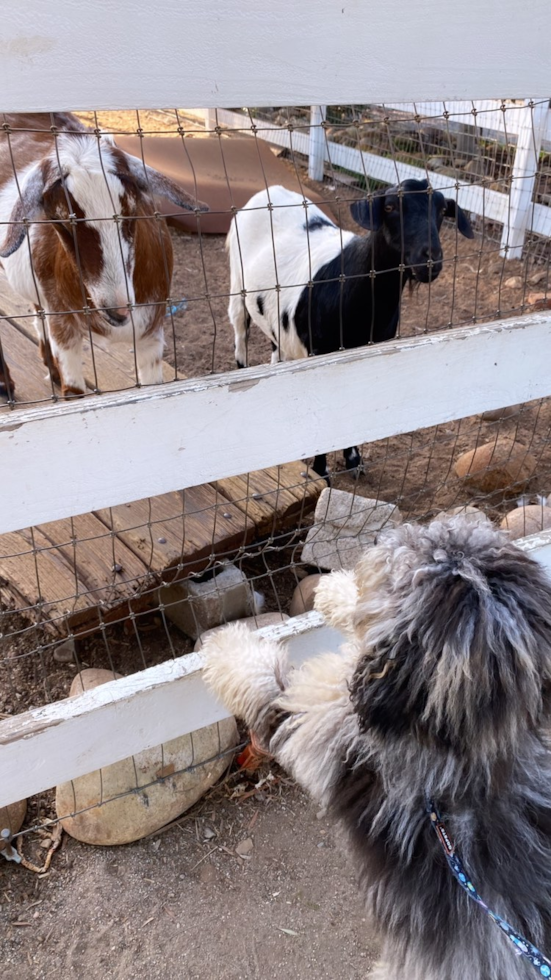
[313,570,359,637]
[350,639,429,740]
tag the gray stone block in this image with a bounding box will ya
[301,488,402,571]
[159,562,252,639]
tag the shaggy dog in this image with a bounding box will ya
[202,518,551,979]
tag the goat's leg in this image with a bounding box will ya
[228,291,250,369]
[32,309,60,386]
[136,329,164,386]
[270,341,281,365]
[343,446,364,478]
[0,342,14,400]
[49,318,85,398]
[312,453,330,481]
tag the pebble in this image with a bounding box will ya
[53,638,76,664]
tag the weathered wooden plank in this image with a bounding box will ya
[95,485,251,581]
[0,317,56,411]
[2,314,551,535]
[0,527,95,634]
[214,462,322,537]
[0,611,343,808]
[0,0,550,110]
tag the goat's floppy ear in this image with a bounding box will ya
[444,199,474,239]
[124,156,209,212]
[0,164,47,258]
[350,195,384,231]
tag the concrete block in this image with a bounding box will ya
[159,562,253,639]
[301,488,402,571]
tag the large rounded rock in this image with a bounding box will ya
[0,799,26,837]
[56,668,237,845]
[480,405,520,422]
[289,575,324,616]
[454,439,536,494]
[500,505,551,540]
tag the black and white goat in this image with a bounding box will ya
[227,179,473,478]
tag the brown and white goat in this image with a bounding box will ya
[0,113,207,398]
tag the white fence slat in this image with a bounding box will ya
[0,613,341,809]
[500,101,549,258]
[1,0,551,111]
[2,314,551,535]
[308,106,327,181]
[2,528,551,810]
[188,107,551,243]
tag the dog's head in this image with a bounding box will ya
[348,518,551,760]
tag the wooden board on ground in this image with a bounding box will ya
[0,291,321,637]
[95,485,251,582]
[214,462,321,537]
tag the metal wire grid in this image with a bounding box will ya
[2,100,551,845]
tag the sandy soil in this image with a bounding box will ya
[1,774,379,980]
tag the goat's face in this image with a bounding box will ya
[0,134,208,328]
[350,178,474,284]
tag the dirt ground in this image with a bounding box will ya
[1,772,379,980]
[3,113,551,978]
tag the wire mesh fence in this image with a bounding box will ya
[2,99,551,855]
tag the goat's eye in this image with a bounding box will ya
[384,204,394,213]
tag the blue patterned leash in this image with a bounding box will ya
[427,799,551,977]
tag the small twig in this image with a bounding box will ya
[16,823,62,874]
[189,846,218,872]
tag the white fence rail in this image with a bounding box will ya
[199,101,551,259]
[2,0,551,814]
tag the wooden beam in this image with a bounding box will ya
[0,612,342,808]
[2,314,551,534]
[0,0,550,111]
[1,528,551,809]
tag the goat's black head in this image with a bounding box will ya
[350,179,474,284]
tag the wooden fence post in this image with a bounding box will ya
[308,105,327,182]
[500,100,549,260]
[203,108,218,131]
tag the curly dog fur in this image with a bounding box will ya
[202,518,551,979]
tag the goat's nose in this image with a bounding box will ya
[105,307,129,325]
[421,246,443,263]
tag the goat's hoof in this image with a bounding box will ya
[62,386,85,399]
[348,463,365,481]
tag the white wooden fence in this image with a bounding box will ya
[198,100,551,260]
[2,0,551,812]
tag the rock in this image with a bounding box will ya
[527,292,551,310]
[434,505,490,527]
[504,276,523,289]
[301,488,402,571]
[235,838,254,857]
[454,438,537,494]
[0,799,26,839]
[158,562,253,639]
[194,612,290,651]
[500,505,551,539]
[289,575,323,616]
[53,637,76,664]
[480,404,521,422]
[427,156,449,172]
[529,270,548,286]
[70,667,121,694]
[56,668,238,845]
